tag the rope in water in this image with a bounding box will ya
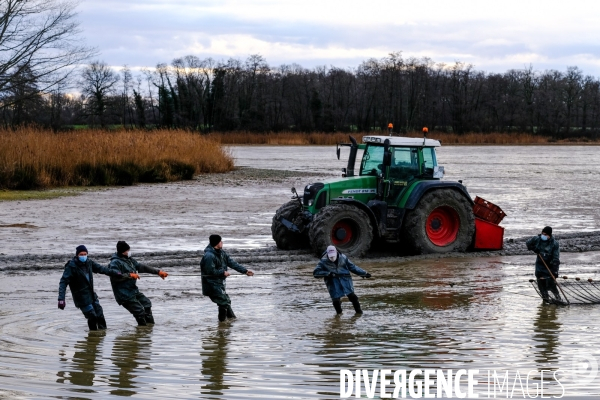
[169,272,372,279]
[503,290,540,299]
[165,270,600,301]
[166,274,536,293]
[167,273,500,286]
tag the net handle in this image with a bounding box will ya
[538,253,570,305]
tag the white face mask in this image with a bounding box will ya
[127,251,133,258]
[540,234,548,241]
[328,254,337,262]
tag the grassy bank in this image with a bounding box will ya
[0,128,234,190]
[0,187,108,201]
[0,189,80,201]
[208,131,600,145]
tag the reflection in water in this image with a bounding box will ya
[532,304,561,367]
[109,327,153,397]
[382,290,474,310]
[319,314,360,352]
[313,312,447,368]
[4,255,600,398]
[56,330,106,392]
[201,327,230,396]
[370,259,501,311]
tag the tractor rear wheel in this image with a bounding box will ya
[401,189,474,254]
[271,200,310,250]
[309,204,373,258]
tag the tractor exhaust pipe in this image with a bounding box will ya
[346,135,358,177]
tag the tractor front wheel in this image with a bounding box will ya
[271,200,310,250]
[309,204,373,257]
[401,189,475,254]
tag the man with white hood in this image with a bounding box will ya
[313,245,371,314]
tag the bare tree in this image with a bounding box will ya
[132,75,146,128]
[563,66,583,136]
[80,61,119,127]
[121,65,133,127]
[0,0,93,105]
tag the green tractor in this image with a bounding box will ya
[271,131,503,257]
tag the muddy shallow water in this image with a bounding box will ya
[0,145,599,255]
[231,145,600,239]
[1,145,600,398]
[1,252,600,398]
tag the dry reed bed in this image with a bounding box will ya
[208,131,597,145]
[0,128,234,189]
[207,131,362,145]
[434,132,550,144]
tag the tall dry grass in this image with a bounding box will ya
[207,131,366,145]
[0,128,234,189]
[208,131,598,145]
[431,132,551,144]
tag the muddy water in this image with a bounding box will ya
[231,145,600,239]
[1,252,600,398]
[2,145,600,398]
[0,145,598,255]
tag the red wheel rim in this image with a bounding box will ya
[426,206,460,246]
[331,220,354,247]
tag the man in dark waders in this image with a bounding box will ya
[313,245,371,315]
[108,241,169,326]
[201,235,254,322]
[526,226,561,302]
[58,245,125,330]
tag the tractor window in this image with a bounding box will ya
[423,147,437,169]
[389,147,419,180]
[360,145,384,176]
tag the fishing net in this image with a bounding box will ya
[529,276,600,305]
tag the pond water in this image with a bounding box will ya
[230,145,600,239]
[1,252,600,398]
[1,144,600,398]
[1,145,598,255]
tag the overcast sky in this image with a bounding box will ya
[79,0,600,75]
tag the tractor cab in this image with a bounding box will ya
[340,135,445,202]
[359,136,441,179]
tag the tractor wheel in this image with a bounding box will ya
[271,200,310,250]
[401,189,475,254]
[309,204,373,258]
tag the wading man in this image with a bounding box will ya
[58,245,125,331]
[109,241,169,326]
[526,226,561,302]
[313,245,371,315]
[201,235,254,322]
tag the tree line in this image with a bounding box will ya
[2,2,600,136]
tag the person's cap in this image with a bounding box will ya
[326,245,337,256]
[542,226,553,236]
[75,245,88,255]
[209,234,222,247]
[116,241,130,254]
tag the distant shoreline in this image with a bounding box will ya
[207,131,600,146]
[223,142,600,147]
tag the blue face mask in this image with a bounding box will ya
[540,234,549,241]
[78,255,88,262]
